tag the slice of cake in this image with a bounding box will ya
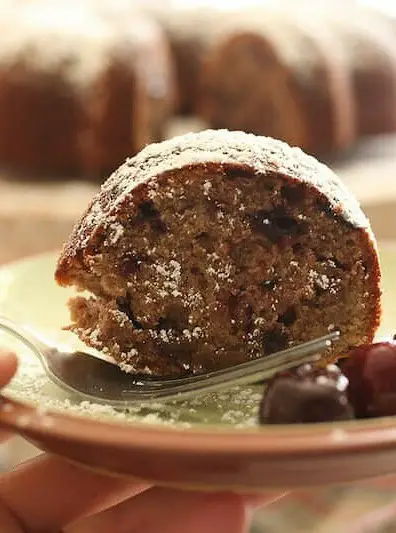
[55,130,381,377]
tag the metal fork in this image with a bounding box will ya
[0,316,339,406]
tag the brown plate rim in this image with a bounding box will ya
[2,396,396,458]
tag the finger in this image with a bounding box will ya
[0,350,18,389]
[0,350,18,443]
[67,487,287,533]
[0,455,150,532]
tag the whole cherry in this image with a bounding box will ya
[259,363,354,424]
[342,340,396,418]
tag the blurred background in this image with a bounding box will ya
[0,0,395,266]
[0,0,396,531]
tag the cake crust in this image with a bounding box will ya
[57,129,371,262]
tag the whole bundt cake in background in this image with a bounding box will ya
[138,2,234,115]
[198,9,356,156]
[312,6,396,137]
[0,2,175,179]
[141,1,286,116]
[141,0,396,156]
[55,130,381,377]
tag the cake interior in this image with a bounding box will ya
[67,165,377,376]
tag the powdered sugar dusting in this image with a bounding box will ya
[203,180,212,196]
[309,270,330,291]
[119,361,137,374]
[0,2,170,93]
[153,259,182,298]
[1,336,260,429]
[309,269,342,296]
[108,222,125,245]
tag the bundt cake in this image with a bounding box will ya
[0,3,175,179]
[145,1,396,155]
[198,10,355,156]
[55,129,381,377]
[141,3,230,115]
[317,7,396,137]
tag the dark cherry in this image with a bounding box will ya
[118,253,143,276]
[137,201,167,233]
[115,295,143,330]
[248,207,308,244]
[342,341,396,418]
[261,327,288,355]
[259,363,354,424]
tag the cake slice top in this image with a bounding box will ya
[57,129,371,275]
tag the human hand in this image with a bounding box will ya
[0,349,285,532]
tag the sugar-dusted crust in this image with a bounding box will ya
[57,129,373,275]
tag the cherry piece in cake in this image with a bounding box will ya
[259,363,354,424]
[342,341,396,418]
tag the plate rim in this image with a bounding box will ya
[2,396,396,458]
